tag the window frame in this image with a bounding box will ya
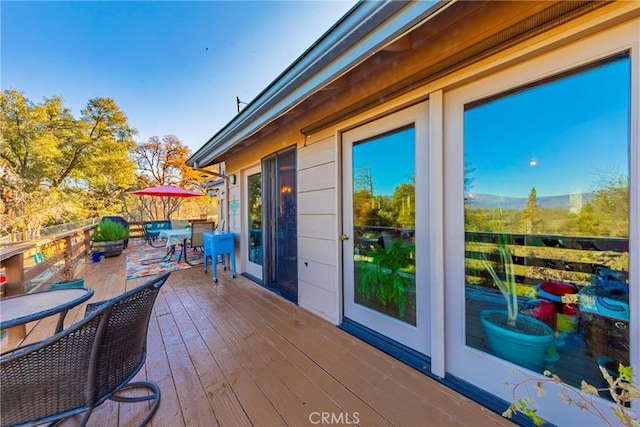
[443,22,638,426]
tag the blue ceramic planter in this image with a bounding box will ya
[52,278,86,289]
[480,309,555,372]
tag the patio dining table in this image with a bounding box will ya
[159,229,191,263]
[0,287,94,334]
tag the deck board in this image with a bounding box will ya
[178,281,287,427]
[211,273,491,427]
[1,246,513,426]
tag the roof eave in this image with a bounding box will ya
[187,0,449,167]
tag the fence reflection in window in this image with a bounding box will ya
[463,53,630,389]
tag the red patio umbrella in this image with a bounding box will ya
[130,184,201,219]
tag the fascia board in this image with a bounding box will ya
[188,0,448,167]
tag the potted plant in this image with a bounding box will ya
[91,219,129,257]
[356,238,415,318]
[51,247,85,289]
[478,238,555,372]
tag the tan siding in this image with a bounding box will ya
[296,130,341,325]
[298,279,338,322]
[298,236,336,267]
[298,163,335,193]
[298,134,335,170]
[298,214,336,241]
[298,258,337,294]
[298,189,335,215]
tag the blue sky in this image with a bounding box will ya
[353,127,415,196]
[464,57,630,198]
[351,56,630,199]
[1,0,356,152]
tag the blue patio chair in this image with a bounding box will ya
[142,220,172,248]
[0,272,171,427]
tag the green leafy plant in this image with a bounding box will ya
[356,238,414,318]
[480,236,518,327]
[91,219,129,242]
[503,365,639,426]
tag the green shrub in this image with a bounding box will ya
[91,219,129,242]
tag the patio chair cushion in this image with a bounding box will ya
[188,221,214,250]
[143,220,171,237]
[170,219,190,229]
[181,221,214,265]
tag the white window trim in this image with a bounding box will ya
[340,101,432,355]
[242,164,262,278]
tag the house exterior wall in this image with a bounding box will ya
[209,3,639,425]
[222,124,302,280]
[218,0,639,323]
[297,131,340,322]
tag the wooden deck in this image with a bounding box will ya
[1,253,512,426]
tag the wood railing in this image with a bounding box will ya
[353,226,629,287]
[128,221,146,239]
[0,224,97,342]
[0,225,97,298]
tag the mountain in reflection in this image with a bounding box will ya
[466,193,594,209]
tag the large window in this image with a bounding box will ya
[463,53,630,390]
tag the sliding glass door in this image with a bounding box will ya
[262,147,298,302]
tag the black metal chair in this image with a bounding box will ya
[0,272,171,427]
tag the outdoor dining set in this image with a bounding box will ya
[0,272,171,426]
[0,216,239,426]
[141,219,236,282]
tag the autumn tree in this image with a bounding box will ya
[0,89,137,235]
[351,162,395,227]
[129,135,213,220]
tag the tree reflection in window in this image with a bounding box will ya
[463,53,630,390]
